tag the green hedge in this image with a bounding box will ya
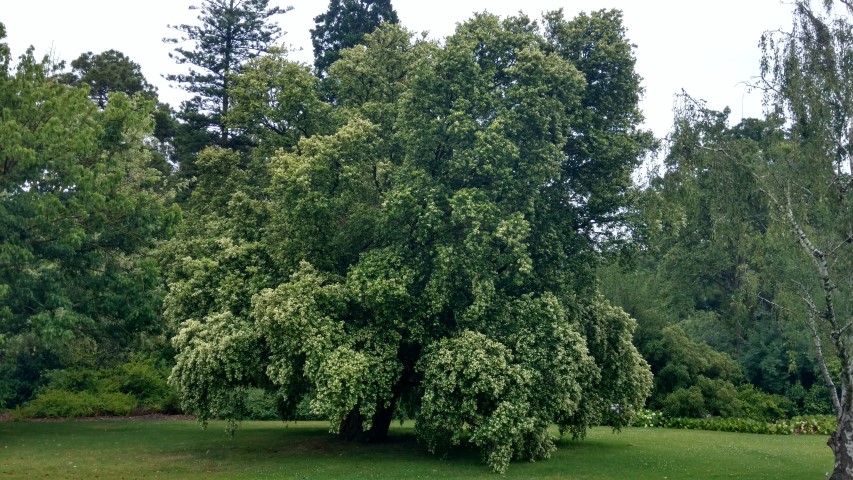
[632,409,834,435]
[13,357,180,419]
[13,390,136,419]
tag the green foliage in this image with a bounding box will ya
[599,3,853,472]
[14,389,136,419]
[801,383,835,415]
[241,388,278,420]
[164,0,291,144]
[311,0,399,77]
[115,359,176,409]
[57,50,156,109]
[661,386,707,419]
[226,49,334,155]
[598,102,826,407]
[12,357,178,418]
[0,36,179,408]
[167,10,653,473]
[565,297,654,436]
[643,324,743,402]
[416,326,588,473]
[599,98,835,425]
[736,384,793,421]
[633,408,836,436]
[634,2,853,472]
[658,378,793,421]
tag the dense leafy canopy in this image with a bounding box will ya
[599,1,853,477]
[166,12,653,472]
[602,108,816,402]
[0,28,179,407]
[226,48,334,155]
[57,50,156,109]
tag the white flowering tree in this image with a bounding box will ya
[166,12,653,473]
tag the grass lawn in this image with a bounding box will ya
[0,419,833,479]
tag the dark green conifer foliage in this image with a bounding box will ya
[310,0,398,77]
[58,50,156,109]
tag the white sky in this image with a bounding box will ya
[2,0,795,139]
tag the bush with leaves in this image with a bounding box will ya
[14,357,178,419]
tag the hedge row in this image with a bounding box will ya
[632,409,835,435]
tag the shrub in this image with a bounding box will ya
[735,384,792,421]
[42,369,101,393]
[632,409,664,427]
[802,384,834,415]
[94,392,136,416]
[242,388,279,420]
[14,357,179,418]
[630,409,834,435]
[112,358,174,410]
[697,377,743,418]
[662,386,706,418]
[789,415,835,435]
[661,380,796,421]
[14,390,137,419]
[15,390,97,418]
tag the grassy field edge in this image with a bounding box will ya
[0,419,834,479]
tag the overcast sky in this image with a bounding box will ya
[2,0,795,139]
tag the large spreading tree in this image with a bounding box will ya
[167,11,653,472]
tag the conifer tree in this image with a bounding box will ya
[165,0,291,145]
[310,0,398,77]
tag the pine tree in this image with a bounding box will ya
[164,0,291,145]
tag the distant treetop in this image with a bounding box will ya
[310,0,399,77]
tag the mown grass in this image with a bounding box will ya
[0,419,833,479]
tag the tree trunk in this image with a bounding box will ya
[337,398,397,442]
[830,410,853,480]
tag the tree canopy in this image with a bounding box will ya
[166,12,653,473]
[600,1,853,476]
[164,0,291,144]
[756,2,853,477]
[57,50,156,109]
[310,0,399,77]
[0,27,179,407]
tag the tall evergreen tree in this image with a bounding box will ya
[310,0,398,77]
[164,0,291,145]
